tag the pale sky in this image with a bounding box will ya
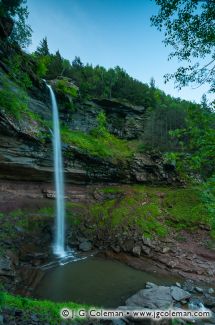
[27,0,213,103]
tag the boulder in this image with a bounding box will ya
[208,288,215,295]
[0,257,14,277]
[79,241,92,252]
[145,282,157,289]
[203,295,215,308]
[141,244,151,256]
[195,287,204,294]
[170,286,191,302]
[126,286,173,309]
[132,246,141,257]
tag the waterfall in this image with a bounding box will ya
[47,84,66,258]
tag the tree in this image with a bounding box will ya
[201,94,211,112]
[151,0,215,92]
[149,77,155,89]
[0,0,32,47]
[72,56,83,68]
[35,37,50,56]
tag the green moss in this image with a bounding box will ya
[85,185,211,238]
[102,187,123,194]
[61,126,133,161]
[163,188,208,230]
[37,206,54,217]
[1,291,91,324]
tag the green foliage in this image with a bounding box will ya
[163,188,208,230]
[1,291,91,324]
[86,185,212,238]
[201,175,215,237]
[0,78,29,119]
[91,112,109,138]
[55,79,78,98]
[0,74,50,135]
[61,124,133,161]
[6,53,32,90]
[102,187,122,194]
[35,37,49,57]
[89,188,167,237]
[37,206,54,217]
[169,106,215,178]
[0,0,32,48]
[35,55,50,78]
[141,96,189,151]
[151,0,215,91]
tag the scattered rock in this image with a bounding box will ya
[203,295,215,308]
[176,282,181,288]
[183,280,195,292]
[111,245,121,254]
[121,240,134,253]
[162,247,170,253]
[0,257,12,271]
[145,282,157,289]
[141,245,151,256]
[142,236,153,247]
[79,241,92,252]
[31,314,39,322]
[208,288,215,295]
[170,286,191,302]
[181,300,187,305]
[15,226,25,233]
[132,246,141,257]
[45,190,56,199]
[195,287,204,294]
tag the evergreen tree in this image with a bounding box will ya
[72,56,83,68]
[201,94,211,113]
[149,77,155,89]
[35,37,50,56]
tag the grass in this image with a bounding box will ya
[0,291,91,324]
[0,79,29,120]
[61,126,133,161]
[162,187,209,230]
[67,185,212,239]
[88,187,168,237]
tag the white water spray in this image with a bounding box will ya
[47,84,66,257]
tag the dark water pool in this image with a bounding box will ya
[34,256,178,307]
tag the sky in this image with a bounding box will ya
[27,0,212,103]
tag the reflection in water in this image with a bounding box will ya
[35,257,178,307]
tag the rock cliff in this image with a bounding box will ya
[0,70,179,184]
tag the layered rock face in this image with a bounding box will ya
[0,72,179,184]
[69,98,146,139]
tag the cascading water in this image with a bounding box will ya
[47,84,66,258]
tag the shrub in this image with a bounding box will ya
[55,79,78,98]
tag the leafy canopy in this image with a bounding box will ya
[0,0,32,47]
[151,0,215,92]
